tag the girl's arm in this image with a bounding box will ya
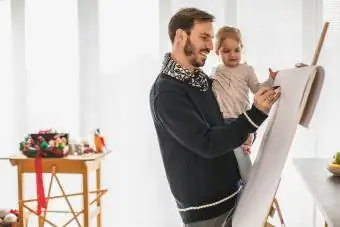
[248,66,276,94]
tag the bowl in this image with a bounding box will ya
[327,163,340,176]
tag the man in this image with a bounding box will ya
[149,7,280,227]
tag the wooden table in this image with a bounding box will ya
[5,153,108,227]
[293,158,340,227]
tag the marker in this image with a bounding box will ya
[272,85,281,90]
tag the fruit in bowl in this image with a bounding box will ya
[327,152,340,176]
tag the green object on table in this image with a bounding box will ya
[334,152,340,165]
[40,141,48,149]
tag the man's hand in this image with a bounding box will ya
[253,86,281,114]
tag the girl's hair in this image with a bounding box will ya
[215,26,243,55]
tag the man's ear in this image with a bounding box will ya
[175,29,187,44]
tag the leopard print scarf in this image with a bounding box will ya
[161,53,209,92]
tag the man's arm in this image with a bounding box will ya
[153,91,267,158]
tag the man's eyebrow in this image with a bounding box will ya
[200,32,213,38]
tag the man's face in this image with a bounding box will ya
[182,21,214,68]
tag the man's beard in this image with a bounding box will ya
[184,38,208,67]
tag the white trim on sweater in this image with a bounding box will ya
[178,185,243,212]
[243,112,259,129]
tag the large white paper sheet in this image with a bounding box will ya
[232,66,325,227]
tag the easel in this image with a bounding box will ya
[7,153,109,227]
[263,21,330,227]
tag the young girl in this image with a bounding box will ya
[211,26,277,182]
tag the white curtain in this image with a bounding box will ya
[0,0,13,151]
[0,0,337,226]
[25,0,79,134]
[0,0,16,212]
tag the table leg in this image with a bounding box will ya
[83,167,89,227]
[96,163,102,227]
[17,163,25,227]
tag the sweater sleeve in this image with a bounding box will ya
[247,65,261,94]
[247,65,274,93]
[153,91,267,158]
[261,77,274,88]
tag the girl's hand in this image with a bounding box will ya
[269,68,278,79]
[242,134,253,155]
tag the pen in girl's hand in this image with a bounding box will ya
[272,85,281,90]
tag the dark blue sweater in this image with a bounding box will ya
[150,73,267,223]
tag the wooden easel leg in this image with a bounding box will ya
[17,163,25,227]
[83,166,90,227]
[273,198,285,226]
[264,222,275,227]
[96,163,102,227]
[265,198,285,226]
[264,179,286,227]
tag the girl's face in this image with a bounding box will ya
[217,38,242,68]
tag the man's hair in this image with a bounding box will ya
[168,8,215,44]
